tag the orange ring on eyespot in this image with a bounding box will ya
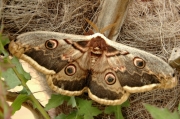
[64,64,76,76]
[133,57,146,68]
[104,73,116,85]
[45,39,58,50]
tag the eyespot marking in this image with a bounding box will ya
[104,73,116,85]
[133,57,146,68]
[45,39,58,49]
[64,64,76,76]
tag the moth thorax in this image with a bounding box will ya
[91,47,103,54]
[89,36,107,54]
[90,55,100,66]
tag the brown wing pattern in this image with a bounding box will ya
[9,31,177,105]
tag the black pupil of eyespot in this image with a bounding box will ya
[47,41,54,48]
[172,73,175,77]
[67,67,73,74]
[137,61,143,67]
[107,76,114,83]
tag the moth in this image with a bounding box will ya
[9,30,177,105]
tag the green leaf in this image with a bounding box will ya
[0,35,4,52]
[1,50,9,57]
[0,34,9,57]
[76,98,102,119]
[104,105,115,114]
[11,57,31,82]
[67,96,77,108]
[178,104,180,113]
[104,105,124,119]
[144,103,180,119]
[1,36,10,46]
[54,113,67,119]
[2,68,21,89]
[45,94,70,111]
[20,87,31,95]
[0,33,10,47]
[121,100,130,107]
[11,94,30,114]
[0,57,14,72]
[54,111,82,119]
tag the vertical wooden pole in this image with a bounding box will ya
[94,0,130,41]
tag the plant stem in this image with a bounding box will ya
[115,105,124,119]
[11,60,50,119]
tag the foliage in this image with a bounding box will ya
[144,103,180,119]
[11,94,30,114]
[0,80,12,119]
[0,33,50,119]
[0,30,12,119]
[104,100,130,119]
[45,94,70,110]
[45,94,102,119]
